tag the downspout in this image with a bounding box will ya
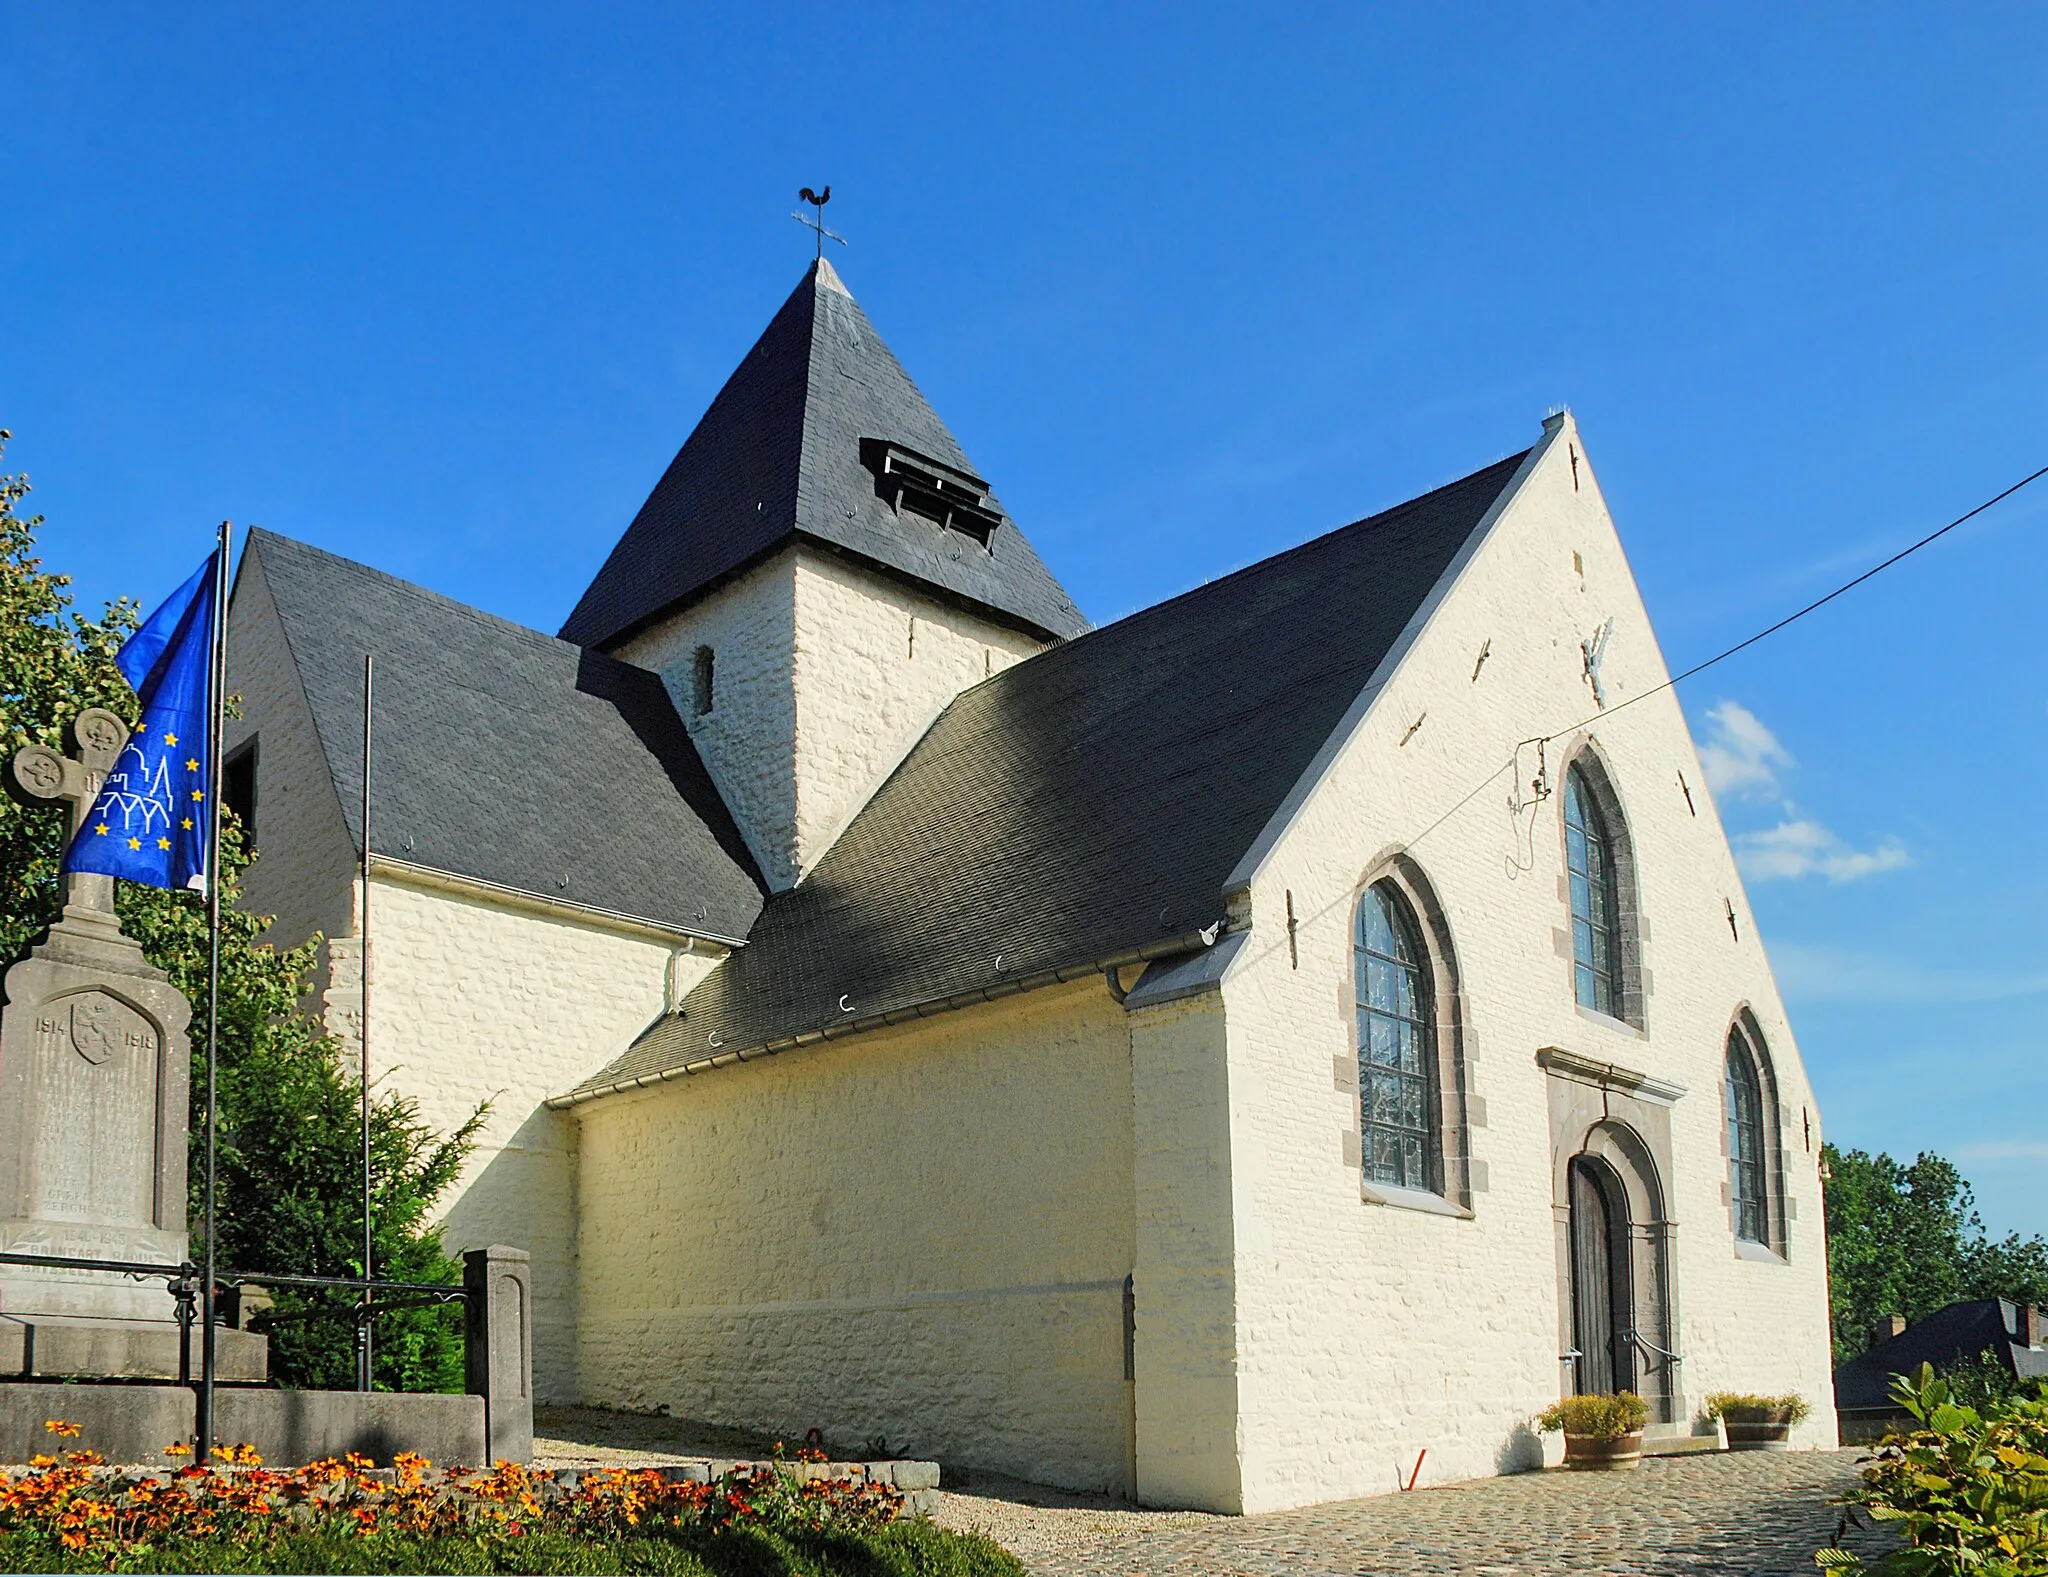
[664,938,713,1015]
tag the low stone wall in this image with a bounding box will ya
[0,1383,484,1468]
[0,1382,190,1466]
[216,1390,485,1468]
[545,1458,943,1517]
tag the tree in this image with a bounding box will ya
[1824,1140,2048,1365]
[0,439,140,961]
[1967,1232,2048,1321]
[0,432,480,1389]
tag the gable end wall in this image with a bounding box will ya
[1219,419,1835,1511]
[224,549,360,959]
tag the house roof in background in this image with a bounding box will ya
[1834,1299,2048,1411]
[242,529,765,939]
[559,258,1090,650]
[570,448,1532,1097]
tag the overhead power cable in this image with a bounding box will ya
[1401,459,2048,858]
[1534,459,2048,748]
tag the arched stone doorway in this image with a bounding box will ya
[1560,1121,1676,1421]
[1539,1049,1684,1425]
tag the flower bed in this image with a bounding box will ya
[0,1423,1020,1575]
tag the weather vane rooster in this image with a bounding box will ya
[792,185,847,259]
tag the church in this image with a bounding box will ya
[222,257,1837,1512]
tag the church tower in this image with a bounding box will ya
[561,260,1088,890]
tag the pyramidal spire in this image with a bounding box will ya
[560,262,1087,650]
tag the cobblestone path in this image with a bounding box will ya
[933,1451,1889,1576]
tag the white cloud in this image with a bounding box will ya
[1696,699,1910,883]
[1697,700,1794,800]
[1734,819,1911,883]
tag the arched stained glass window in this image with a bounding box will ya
[1354,882,1439,1193]
[1725,1030,1769,1244]
[1564,765,1623,1016]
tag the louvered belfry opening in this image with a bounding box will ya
[860,438,1004,549]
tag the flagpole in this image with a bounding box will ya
[198,521,230,1464]
[357,654,373,1392]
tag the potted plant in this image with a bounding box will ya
[1537,1391,1650,1470]
[1702,1391,1809,1451]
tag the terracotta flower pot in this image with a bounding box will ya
[1722,1411,1795,1451]
[1563,1431,1643,1471]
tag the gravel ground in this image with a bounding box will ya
[531,1406,793,1469]
[531,1411,1886,1575]
[930,1450,1888,1576]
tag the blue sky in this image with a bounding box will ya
[6,5,2045,1234]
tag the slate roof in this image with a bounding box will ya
[568,450,1531,1098]
[243,530,765,939]
[560,259,1090,650]
[1834,1300,2048,1411]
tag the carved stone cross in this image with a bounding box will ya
[7,707,132,915]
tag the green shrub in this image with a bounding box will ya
[861,1519,1027,1576]
[1939,1347,2048,1415]
[1703,1391,1812,1424]
[1815,1362,2048,1575]
[1536,1392,1648,1439]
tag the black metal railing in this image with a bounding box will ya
[0,1249,467,1385]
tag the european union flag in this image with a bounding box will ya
[63,551,221,893]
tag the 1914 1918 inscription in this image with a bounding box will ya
[28,991,160,1225]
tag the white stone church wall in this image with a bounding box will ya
[1217,418,1836,1513]
[223,551,361,963]
[789,549,1042,875]
[614,546,1043,890]
[572,979,1138,1493]
[1128,992,1243,1510]
[362,875,707,1401]
[614,557,799,889]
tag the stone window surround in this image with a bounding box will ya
[1721,1006,1792,1263]
[1337,851,1478,1219]
[1551,737,1649,1033]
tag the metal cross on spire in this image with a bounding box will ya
[792,185,846,259]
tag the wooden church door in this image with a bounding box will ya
[1569,1155,1636,1397]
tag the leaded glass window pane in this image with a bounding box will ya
[1564,767,1623,1017]
[1725,1033,1768,1244]
[1354,883,1439,1194]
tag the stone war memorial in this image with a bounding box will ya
[0,707,533,1466]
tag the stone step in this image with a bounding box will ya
[1640,1428,1722,1457]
